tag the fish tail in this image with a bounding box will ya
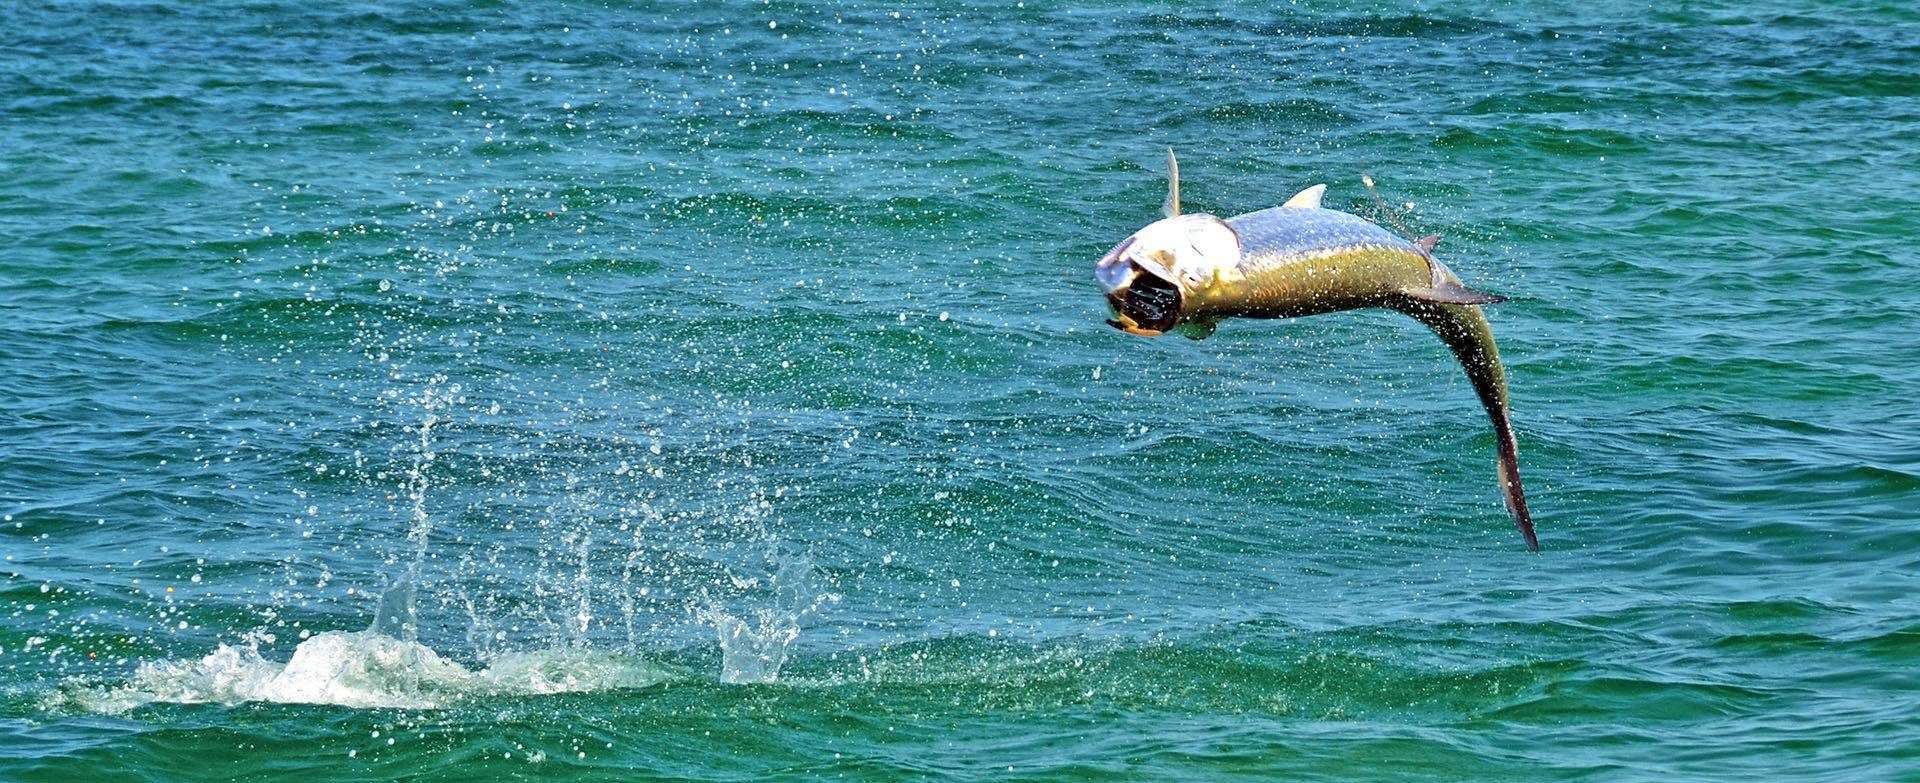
[1397,300,1540,552]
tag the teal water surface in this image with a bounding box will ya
[3,0,1919,780]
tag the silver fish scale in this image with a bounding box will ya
[1225,206,1413,268]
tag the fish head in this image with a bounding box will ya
[1095,214,1241,336]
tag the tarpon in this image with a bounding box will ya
[1096,151,1539,551]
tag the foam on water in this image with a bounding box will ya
[57,631,674,713]
[58,551,831,710]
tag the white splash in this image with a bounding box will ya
[706,608,803,685]
[56,631,672,714]
[703,556,838,684]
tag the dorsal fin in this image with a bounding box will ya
[1283,184,1325,209]
[1415,234,1441,254]
[1162,148,1181,218]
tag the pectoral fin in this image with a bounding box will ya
[1174,318,1218,340]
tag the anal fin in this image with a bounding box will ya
[1405,282,1507,305]
[1407,257,1507,305]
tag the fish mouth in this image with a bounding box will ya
[1106,268,1182,335]
[1097,241,1183,336]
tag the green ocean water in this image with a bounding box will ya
[3,0,1919,779]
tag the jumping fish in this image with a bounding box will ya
[1095,151,1539,551]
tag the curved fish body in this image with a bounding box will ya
[1095,153,1538,551]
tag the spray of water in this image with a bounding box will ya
[370,376,456,644]
[701,554,839,684]
[59,67,859,709]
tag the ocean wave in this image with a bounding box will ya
[1433,124,1651,157]
[737,108,960,145]
[1138,12,1500,39]
[1166,99,1355,128]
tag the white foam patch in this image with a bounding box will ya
[56,631,673,713]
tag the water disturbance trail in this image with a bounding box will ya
[2,0,1918,780]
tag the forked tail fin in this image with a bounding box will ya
[1397,299,1539,551]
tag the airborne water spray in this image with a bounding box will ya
[370,376,457,642]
